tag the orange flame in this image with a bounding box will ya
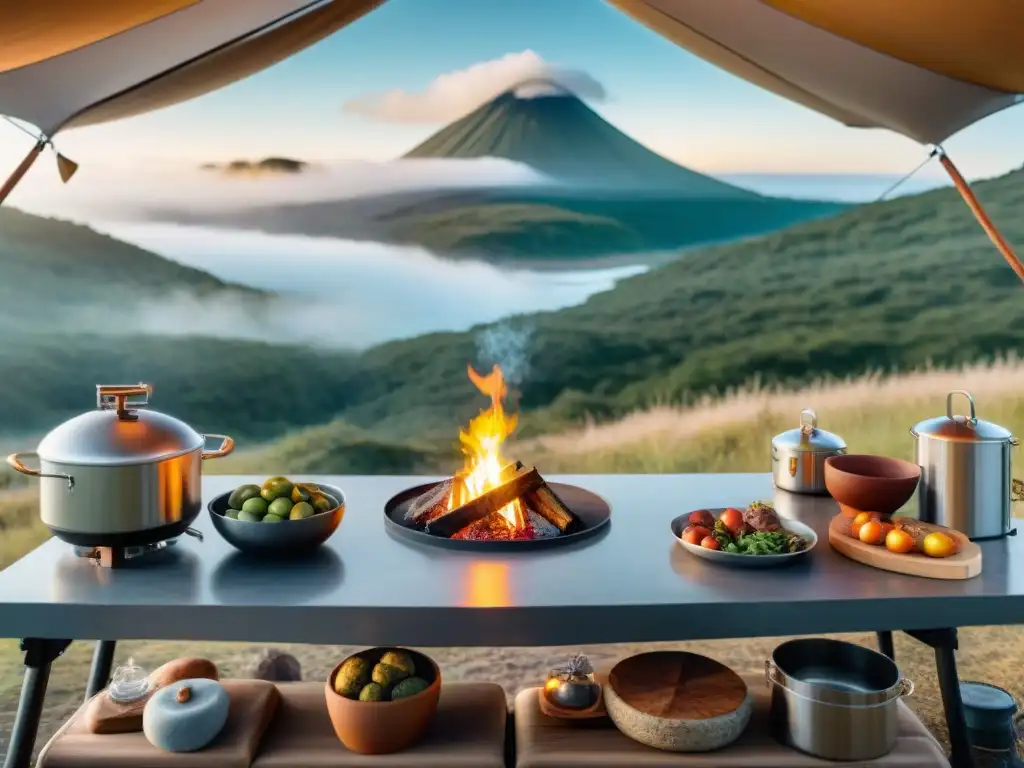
[450,363,523,529]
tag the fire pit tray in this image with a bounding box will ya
[384,481,611,551]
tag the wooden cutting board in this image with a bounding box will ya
[608,651,747,720]
[828,515,982,580]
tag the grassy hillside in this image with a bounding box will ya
[2,167,1022,452]
[0,207,263,332]
[252,165,1024,444]
[176,186,844,260]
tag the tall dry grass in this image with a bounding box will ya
[529,356,1024,473]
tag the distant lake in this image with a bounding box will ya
[94,222,649,348]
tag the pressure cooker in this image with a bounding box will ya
[911,390,1022,540]
[6,384,234,547]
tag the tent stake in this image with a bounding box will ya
[935,147,1024,285]
[0,138,46,207]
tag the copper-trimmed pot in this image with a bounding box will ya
[6,383,233,547]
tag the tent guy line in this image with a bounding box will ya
[0,0,1021,282]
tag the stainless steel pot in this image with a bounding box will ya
[911,390,1023,540]
[766,638,914,761]
[6,384,234,547]
[771,408,847,494]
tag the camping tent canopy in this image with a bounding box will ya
[0,0,1021,279]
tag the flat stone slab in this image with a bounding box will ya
[36,679,279,768]
[514,679,949,767]
[253,681,507,768]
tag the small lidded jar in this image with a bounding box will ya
[543,654,601,710]
[108,657,152,703]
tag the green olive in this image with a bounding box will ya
[263,514,284,523]
[238,509,263,522]
[261,480,294,502]
[290,485,311,504]
[227,484,261,510]
[289,502,314,520]
[224,509,240,520]
[241,497,269,517]
[311,494,332,513]
[268,497,293,518]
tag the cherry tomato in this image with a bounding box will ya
[682,525,712,546]
[688,509,715,529]
[885,528,916,554]
[700,536,721,550]
[719,507,745,536]
[859,520,885,546]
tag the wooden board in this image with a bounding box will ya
[828,514,982,580]
[538,684,606,720]
[608,651,747,720]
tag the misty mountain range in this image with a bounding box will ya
[165,82,844,260]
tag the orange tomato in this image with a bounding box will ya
[682,526,712,546]
[922,532,957,558]
[879,522,895,538]
[858,520,886,546]
[719,508,745,536]
[885,528,916,554]
[848,520,864,538]
[852,511,877,526]
[700,536,721,550]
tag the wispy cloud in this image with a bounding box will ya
[344,50,607,124]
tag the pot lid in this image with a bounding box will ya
[911,390,1015,443]
[37,384,204,466]
[772,408,847,453]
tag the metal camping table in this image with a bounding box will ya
[4,473,1023,768]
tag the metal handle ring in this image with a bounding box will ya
[897,677,915,697]
[946,390,977,426]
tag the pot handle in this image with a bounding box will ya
[201,435,234,460]
[896,677,915,697]
[764,660,782,689]
[800,408,818,434]
[946,390,977,426]
[5,452,74,491]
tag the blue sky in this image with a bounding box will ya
[2,0,1023,178]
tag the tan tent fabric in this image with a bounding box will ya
[611,0,873,130]
[66,0,385,130]
[606,0,1020,145]
[0,0,199,74]
[0,0,329,134]
[762,0,1024,94]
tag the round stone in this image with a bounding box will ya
[143,678,230,753]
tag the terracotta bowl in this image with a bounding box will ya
[824,454,921,516]
[324,647,440,754]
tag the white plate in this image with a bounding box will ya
[670,508,818,568]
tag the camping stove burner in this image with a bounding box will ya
[73,528,203,568]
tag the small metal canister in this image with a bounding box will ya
[772,408,847,495]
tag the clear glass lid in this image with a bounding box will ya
[108,657,152,703]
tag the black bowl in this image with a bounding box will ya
[208,482,345,556]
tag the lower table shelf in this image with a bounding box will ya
[34,674,951,768]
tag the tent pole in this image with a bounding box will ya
[934,148,1024,285]
[0,138,46,207]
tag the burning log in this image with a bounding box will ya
[405,476,458,526]
[524,483,581,534]
[426,465,543,538]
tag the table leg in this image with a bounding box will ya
[876,630,895,660]
[3,638,71,768]
[904,628,974,768]
[84,640,117,701]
